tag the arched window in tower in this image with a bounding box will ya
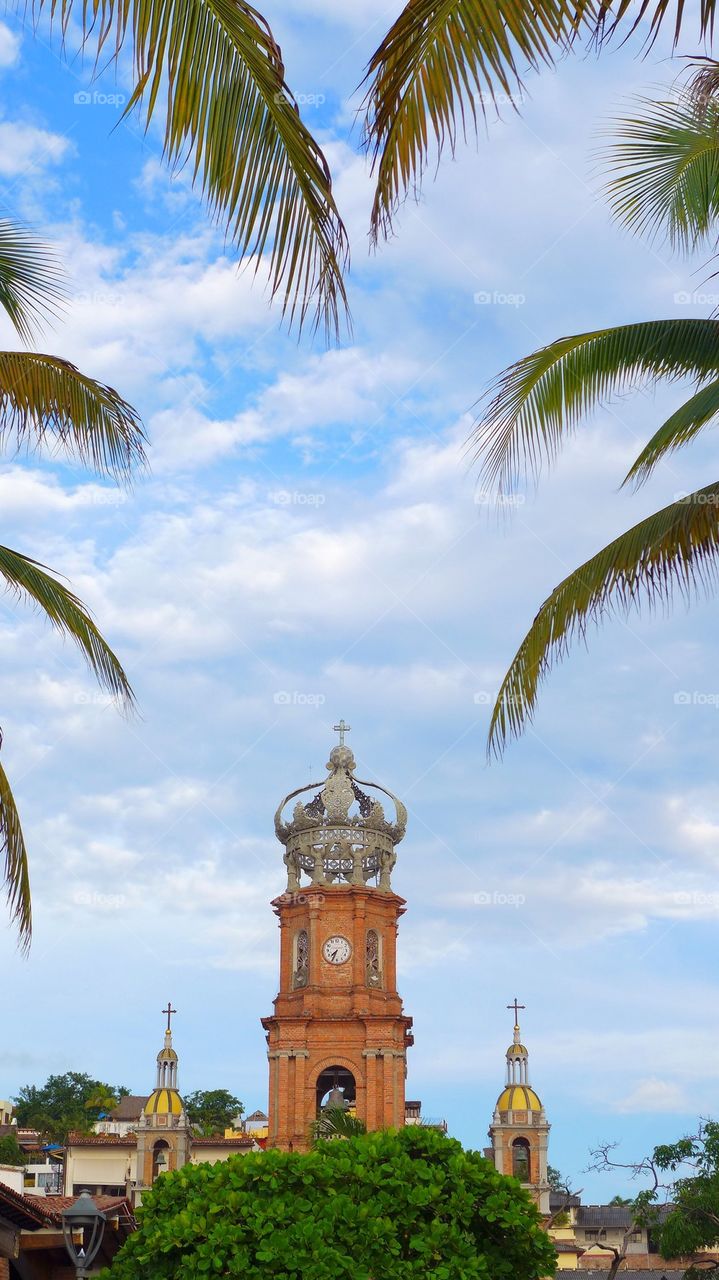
[366,929,382,987]
[512,1137,531,1182]
[152,1139,170,1182]
[293,929,309,989]
[315,1066,356,1116]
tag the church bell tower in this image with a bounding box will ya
[262,724,414,1150]
[489,1001,550,1213]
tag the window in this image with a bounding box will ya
[511,1138,531,1181]
[293,929,309,989]
[366,929,382,987]
[152,1140,170,1181]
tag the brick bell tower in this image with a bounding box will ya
[489,1000,550,1213]
[262,722,414,1150]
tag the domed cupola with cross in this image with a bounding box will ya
[489,1000,550,1213]
[136,1004,191,1200]
[262,722,414,1150]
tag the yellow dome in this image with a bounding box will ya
[157,1047,178,1062]
[507,1044,528,1057]
[144,1088,183,1117]
[496,1085,542,1113]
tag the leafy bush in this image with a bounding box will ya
[105,1126,556,1279]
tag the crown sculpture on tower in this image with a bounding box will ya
[274,720,407,893]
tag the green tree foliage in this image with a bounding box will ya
[0,1133,28,1166]
[104,1127,557,1280]
[14,1072,130,1143]
[183,1089,244,1136]
[643,1121,719,1271]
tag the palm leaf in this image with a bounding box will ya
[683,56,719,115]
[624,378,719,485]
[0,544,134,707]
[363,0,719,243]
[362,0,590,243]
[0,220,65,343]
[488,482,719,753]
[0,351,146,481]
[313,1105,367,1141]
[46,0,348,338]
[0,757,31,954]
[472,319,719,493]
[602,92,719,250]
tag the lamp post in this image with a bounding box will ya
[61,1192,107,1279]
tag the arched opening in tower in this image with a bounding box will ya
[152,1139,170,1181]
[316,1066,356,1116]
[511,1137,531,1182]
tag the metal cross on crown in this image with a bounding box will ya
[507,997,525,1024]
[333,719,351,747]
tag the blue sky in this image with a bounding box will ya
[0,0,718,1200]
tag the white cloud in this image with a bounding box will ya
[616,1078,689,1115]
[0,22,21,68]
[0,121,71,175]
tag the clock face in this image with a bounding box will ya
[322,935,352,965]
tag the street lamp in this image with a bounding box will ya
[61,1192,107,1279]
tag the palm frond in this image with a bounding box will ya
[624,378,719,486]
[602,92,719,250]
[488,482,719,754]
[0,351,145,481]
[362,0,591,244]
[0,220,65,343]
[0,757,31,954]
[313,1106,367,1141]
[44,0,348,339]
[0,544,134,707]
[472,319,719,493]
[683,56,719,116]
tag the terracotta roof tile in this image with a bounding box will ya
[67,1132,137,1146]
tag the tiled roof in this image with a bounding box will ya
[37,1195,131,1225]
[0,1185,130,1230]
[108,1096,149,1121]
[245,1110,268,1122]
[554,1241,583,1253]
[0,1182,46,1229]
[549,1190,582,1209]
[67,1131,137,1146]
[574,1273,685,1279]
[577,1205,635,1228]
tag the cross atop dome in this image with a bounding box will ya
[507,997,525,1028]
[162,1001,177,1032]
[333,719,351,746]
